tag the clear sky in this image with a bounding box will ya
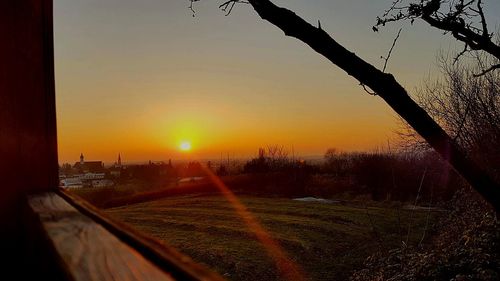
[54,0,500,164]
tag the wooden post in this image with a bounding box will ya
[0,0,57,246]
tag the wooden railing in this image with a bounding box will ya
[25,189,224,281]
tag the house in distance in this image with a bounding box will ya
[73,153,104,173]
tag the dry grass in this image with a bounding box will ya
[107,194,438,281]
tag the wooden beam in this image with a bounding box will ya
[0,0,58,240]
[28,192,175,281]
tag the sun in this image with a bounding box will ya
[179,141,191,152]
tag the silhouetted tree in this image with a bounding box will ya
[190,0,500,211]
[401,54,500,178]
[186,161,203,177]
[243,145,289,173]
[216,164,228,176]
[59,163,73,175]
[324,148,352,178]
[375,0,500,76]
[322,150,458,201]
[243,146,314,196]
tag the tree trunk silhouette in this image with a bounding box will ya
[247,0,500,212]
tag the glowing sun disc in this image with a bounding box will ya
[180,141,191,151]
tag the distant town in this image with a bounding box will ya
[58,153,244,189]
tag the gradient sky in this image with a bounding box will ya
[54,0,500,164]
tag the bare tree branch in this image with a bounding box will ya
[454,43,469,65]
[187,0,500,211]
[190,0,249,16]
[474,63,500,77]
[219,0,249,15]
[375,0,500,75]
[244,0,500,212]
[473,0,488,38]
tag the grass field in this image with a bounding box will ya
[106,194,438,281]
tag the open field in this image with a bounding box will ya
[107,194,439,281]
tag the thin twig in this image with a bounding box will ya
[418,182,434,248]
[360,83,377,95]
[189,0,198,17]
[219,0,250,16]
[453,43,468,65]
[473,63,500,77]
[476,0,489,38]
[382,27,403,73]
[453,96,472,141]
[405,167,427,246]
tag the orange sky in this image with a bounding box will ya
[54,0,499,164]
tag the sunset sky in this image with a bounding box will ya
[54,0,500,164]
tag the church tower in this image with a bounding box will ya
[80,153,84,165]
[117,153,122,167]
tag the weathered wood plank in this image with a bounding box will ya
[28,193,175,281]
[57,189,225,281]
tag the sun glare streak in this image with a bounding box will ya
[201,166,306,281]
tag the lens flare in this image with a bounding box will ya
[202,166,306,281]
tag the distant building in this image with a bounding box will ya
[113,153,122,168]
[78,172,105,181]
[73,153,104,173]
[59,153,115,189]
[109,168,121,178]
[60,177,84,189]
[110,153,124,178]
[91,179,114,188]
